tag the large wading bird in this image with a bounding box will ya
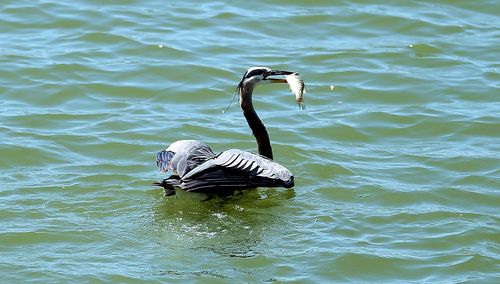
[154,66,305,196]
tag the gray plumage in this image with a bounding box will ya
[157,140,215,177]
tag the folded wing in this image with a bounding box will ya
[177,149,294,193]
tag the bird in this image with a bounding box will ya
[154,66,304,197]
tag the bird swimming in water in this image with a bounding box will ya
[154,66,305,197]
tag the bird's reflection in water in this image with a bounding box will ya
[151,188,296,258]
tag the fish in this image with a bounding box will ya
[286,73,306,110]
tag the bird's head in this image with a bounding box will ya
[237,66,295,92]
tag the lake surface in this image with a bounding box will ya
[1,0,499,282]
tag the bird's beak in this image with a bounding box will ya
[263,70,295,83]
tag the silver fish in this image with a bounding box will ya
[286,73,306,110]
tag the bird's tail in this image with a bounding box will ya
[153,178,180,196]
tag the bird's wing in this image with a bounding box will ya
[180,149,294,192]
[156,140,215,176]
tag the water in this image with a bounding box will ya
[1,0,499,282]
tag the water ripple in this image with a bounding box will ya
[1,0,499,282]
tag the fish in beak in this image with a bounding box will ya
[264,70,306,110]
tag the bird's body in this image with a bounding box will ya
[155,140,294,196]
[154,67,304,196]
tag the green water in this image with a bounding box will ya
[1,0,499,283]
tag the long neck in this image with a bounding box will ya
[240,86,273,160]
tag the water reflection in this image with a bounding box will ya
[151,188,295,258]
